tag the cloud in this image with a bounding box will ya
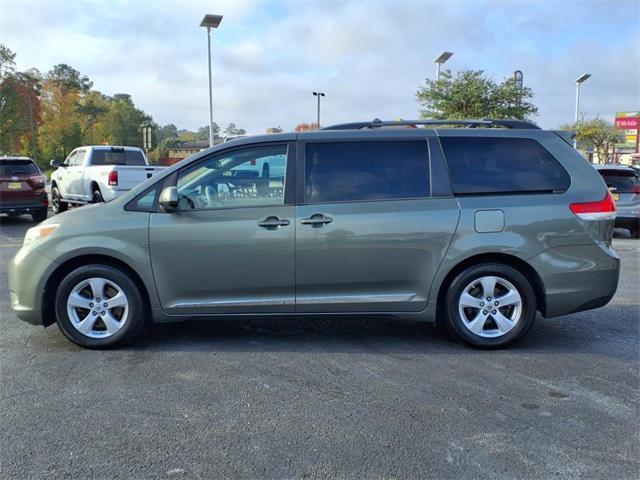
[1,0,638,133]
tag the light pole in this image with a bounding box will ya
[574,73,591,148]
[434,51,453,81]
[313,92,325,128]
[574,73,591,123]
[200,14,223,147]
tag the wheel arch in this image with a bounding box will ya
[435,252,547,321]
[90,181,101,193]
[42,254,151,327]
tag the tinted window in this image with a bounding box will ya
[598,170,640,193]
[304,141,429,203]
[91,149,146,166]
[440,137,570,194]
[176,144,288,210]
[0,160,40,176]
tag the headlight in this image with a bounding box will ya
[24,224,59,245]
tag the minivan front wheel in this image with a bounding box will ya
[444,263,536,348]
[55,264,146,348]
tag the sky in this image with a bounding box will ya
[1,0,638,134]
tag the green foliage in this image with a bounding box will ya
[560,118,624,162]
[416,69,538,120]
[48,64,92,94]
[223,123,246,137]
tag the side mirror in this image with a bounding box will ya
[50,159,64,168]
[159,186,179,212]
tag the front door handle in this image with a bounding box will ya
[300,214,333,226]
[258,216,290,229]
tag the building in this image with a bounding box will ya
[160,140,210,166]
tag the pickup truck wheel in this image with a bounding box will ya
[54,264,146,349]
[51,186,67,214]
[92,188,104,203]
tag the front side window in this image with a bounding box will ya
[64,151,77,166]
[175,144,288,210]
[304,141,429,203]
[440,137,571,195]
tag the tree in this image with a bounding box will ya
[560,118,623,162]
[48,64,92,95]
[295,122,319,131]
[416,69,537,120]
[223,123,246,137]
[196,123,220,141]
[0,46,42,157]
[95,94,150,147]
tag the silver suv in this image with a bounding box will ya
[594,164,640,238]
[9,119,620,349]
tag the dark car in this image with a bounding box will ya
[0,156,48,223]
[594,164,640,238]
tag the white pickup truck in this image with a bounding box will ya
[49,146,164,214]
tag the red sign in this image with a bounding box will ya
[616,117,639,129]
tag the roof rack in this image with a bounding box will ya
[321,118,541,130]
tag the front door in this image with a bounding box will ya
[295,139,459,313]
[149,142,295,315]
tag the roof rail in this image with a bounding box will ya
[321,118,541,130]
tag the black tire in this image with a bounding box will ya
[444,263,537,349]
[31,208,48,223]
[51,186,67,214]
[55,264,146,349]
[631,224,640,239]
[92,188,104,203]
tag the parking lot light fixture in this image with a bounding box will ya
[434,51,453,81]
[200,14,223,147]
[313,92,325,128]
[575,73,591,123]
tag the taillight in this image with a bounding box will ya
[631,185,640,194]
[570,191,616,221]
[108,170,118,186]
[31,175,46,188]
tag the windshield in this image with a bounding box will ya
[91,149,146,166]
[599,170,640,193]
[0,160,40,176]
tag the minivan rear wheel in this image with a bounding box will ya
[444,263,536,348]
[54,264,146,348]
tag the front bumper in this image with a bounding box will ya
[529,243,620,318]
[9,245,59,326]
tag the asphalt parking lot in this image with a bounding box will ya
[1,213,638,479]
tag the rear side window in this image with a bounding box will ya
[440,137,570,195]
[91,149,146,166]
[304,141,429,203]
[0,160,40,176]
[598,170,640,193]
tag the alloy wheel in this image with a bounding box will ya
[457,275,522,338]
[66,277,129,338]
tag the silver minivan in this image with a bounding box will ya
[9,119,620,349]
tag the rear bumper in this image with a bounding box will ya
[0,198,48,215]
[101,187,128,202]
[530,243,620,318]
